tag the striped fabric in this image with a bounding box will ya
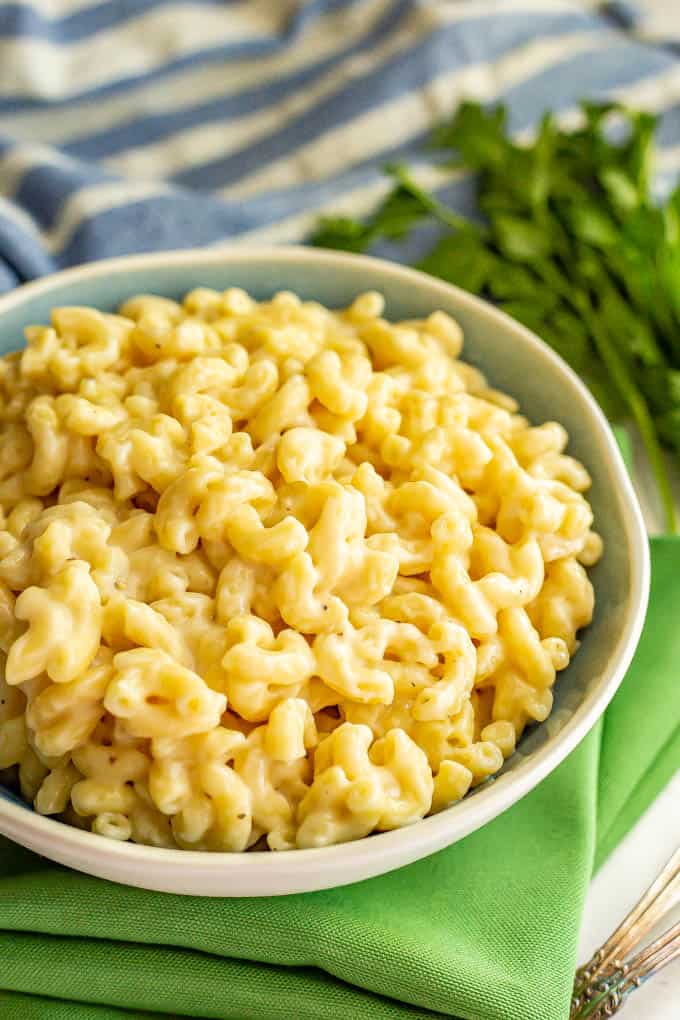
[0,0,679,294]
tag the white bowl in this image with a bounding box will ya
[0,247,649,896]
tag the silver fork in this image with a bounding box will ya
[570,847,680,1018]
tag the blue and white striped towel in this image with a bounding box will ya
[1,0,680,294]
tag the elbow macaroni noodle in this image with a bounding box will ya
[0,286,600,851]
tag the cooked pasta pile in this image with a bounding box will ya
[0,288,600,850]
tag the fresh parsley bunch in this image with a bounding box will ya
[312,102,680,532]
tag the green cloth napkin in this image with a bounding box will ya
[0,539,678,1020]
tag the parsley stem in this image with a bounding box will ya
[385,163,470,233]
[578,295,677,534]
[530,260,677,531]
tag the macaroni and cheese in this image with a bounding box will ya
[0,287,600,851]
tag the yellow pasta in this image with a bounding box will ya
[0,288,600,851]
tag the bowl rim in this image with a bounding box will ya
[0,245,650,894]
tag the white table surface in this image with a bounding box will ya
[577,772,680,1018]
[576,439,680,1018]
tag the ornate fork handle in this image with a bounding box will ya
[571,921,680,1019]
[571,847,680,1018]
